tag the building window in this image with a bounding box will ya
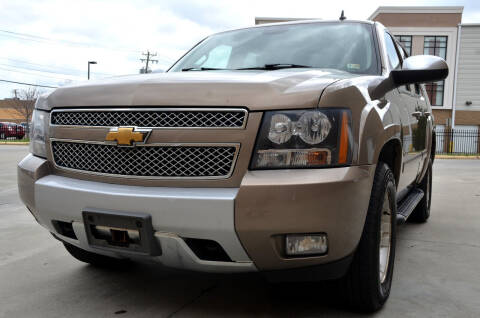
[396,35,412,55]
[424,36,447,106]
[424,36,447,59]
[425,81,444,106]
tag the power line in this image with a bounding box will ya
[0,29,175,63]
[0,29,140,54]
[0,79,58,88]
[0,57,113,76]
[0,63,83,79]
[0,65,77,81]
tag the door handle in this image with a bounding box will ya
[412,111,422,118]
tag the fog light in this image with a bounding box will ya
[286,234,328,256]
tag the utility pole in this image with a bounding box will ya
[140,51,158,74]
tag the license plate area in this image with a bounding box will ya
[83,211,161,255]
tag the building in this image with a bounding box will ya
[0,99,30,124]
[452,24,480,130]
[369,6,480,132]
[255,6,480,132]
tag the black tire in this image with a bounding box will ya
[409,160,432,222]
[63,242,131,268]
[341,162,397,312]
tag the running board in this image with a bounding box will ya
[396,188,424,225]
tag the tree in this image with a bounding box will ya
[8,87,42,130]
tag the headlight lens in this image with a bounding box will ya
[251,108,352,169]
[29,109,48,158]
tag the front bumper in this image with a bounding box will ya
[18,154,375,276]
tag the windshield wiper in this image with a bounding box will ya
[236,63,312,70]
[181,67,227,71]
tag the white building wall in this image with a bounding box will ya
[455,25,480,111]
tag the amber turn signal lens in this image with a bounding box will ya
[307,150,329,165]
[338,111,349,164]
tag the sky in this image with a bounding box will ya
[0,0,478,99]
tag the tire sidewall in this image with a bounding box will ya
[425,162,432,218]
[378,176,397,299]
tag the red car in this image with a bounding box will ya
[0,122,25,139]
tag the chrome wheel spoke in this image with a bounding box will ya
[379,192,392,284]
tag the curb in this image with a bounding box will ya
[0,142,29,145]
[436,155,480,160]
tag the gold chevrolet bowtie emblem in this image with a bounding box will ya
[105,127,149,146]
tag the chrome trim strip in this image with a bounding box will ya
[49,138,241,180]
[50,107,249,129]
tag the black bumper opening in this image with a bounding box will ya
[184,238,232,262]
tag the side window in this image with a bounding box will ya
[384,32,401,70]
[399,47,411,92]
[391,37,412,92]
[415,84,421,95]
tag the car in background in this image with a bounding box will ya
[0,122,25,139]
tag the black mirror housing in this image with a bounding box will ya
[370,55,449,100]
[391,55,449,86]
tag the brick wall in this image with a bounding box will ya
[433,109,480,127]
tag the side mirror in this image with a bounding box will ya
[391,55,449,86]
[370,55,449,100]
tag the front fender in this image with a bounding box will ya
[318,78,402,166]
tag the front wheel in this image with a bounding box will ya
[341,162,397,312]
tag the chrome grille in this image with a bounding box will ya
[51,141,238,178]
[51,108,247,128]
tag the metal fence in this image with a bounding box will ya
[0,124,28,140]
[435,129,480,155]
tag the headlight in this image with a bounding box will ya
[29,109,48,158]
[251,108,352,169]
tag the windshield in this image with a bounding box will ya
[169,22,379,75]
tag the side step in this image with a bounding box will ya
[396,188,424,225]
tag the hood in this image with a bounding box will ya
[43,69,357,111]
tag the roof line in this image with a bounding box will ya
[369,6,464,20]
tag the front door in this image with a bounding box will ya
[384,32,422,190]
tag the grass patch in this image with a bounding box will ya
[1,138,29,143]
[437,153,479,156]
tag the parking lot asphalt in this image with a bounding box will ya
[1,145,480,317]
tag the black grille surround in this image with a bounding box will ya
[51,141,239,179]
[50,108,247,128]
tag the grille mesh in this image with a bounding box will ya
[51,109,247,128]
[52,141,238,178]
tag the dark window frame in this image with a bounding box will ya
[424,36,447,59]
[395,35,412,56]
[423,35,447,106]
[425,81,444,106]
